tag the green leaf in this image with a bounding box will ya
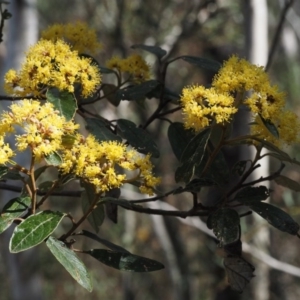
[117,119,159,158]
[181,56,221,72]
[98,66,115,74]
[168,122,194,161]
[46,236,93,292]
[173,178,215,194]
[131,44,167,60]
[248,202,299,235]
[175,128,210,183]
[224,256,255,293]
[81,182,104,233]
[116,80,160,101]
[268,152,300,167]
[88,249,164,272]
[44,151,62,166]
[46,87,77,121]
[252,137,290,160]
[85,117,122,142]
[79,230,130,253]
[207,208,240,245]
[198,147,230,186]
[259,114,279,139]
[145,85,179,103]
[104,188,120,223]
[38,181,56,193]
[233,186,270,203]
[275,175,300,192]
[232,160,248,176]
[0,167,23,180]
[58,173,76,186]
[34,166,49,180]
[61,134,77,149]
[9,210,65,253]
[0,165,8,178]
[102,83,121,106]
[0,196,31,234]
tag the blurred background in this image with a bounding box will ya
[1,0,300,299]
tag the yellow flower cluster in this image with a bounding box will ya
[59,134,160,194]
[181,55,300,147]
[4,39,101,98]
[0,100,79,161]
[41,22,102,54]
[212,56,285,120]
[252,111,300,147]
[106,54,150,83]
[181,85,237,131]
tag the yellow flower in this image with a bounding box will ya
[180,85,237,131]
[251,110,300,148]
[212,55,269,93]
[212,55,285,120]
[105,54,150,83]
[244,84,285,121]
[60,134,160,194]
[4,39,101,98]
[41,22,102,54]
[0,100,79,160]
[0,136,14,164]
[106,56,123,70]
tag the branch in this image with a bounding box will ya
[0,95,40,101]
[240,163,285,188]
[150,200,300,278]
[266,0,295,71]
[0,182,82,197]
[119,202,209,218]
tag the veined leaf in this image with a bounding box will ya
[117,119,159,158]
[116,80,159,101]
[198,147,230,186]
[259,114,279,139]
[233,186,270,203]
[102,83,121,107]
[275,175,300,192]
[248,202,299,235]
[168,122,194,161]
[81,182,104,233]
[181,56,221,72]
[0,196,31,234]
[78,230,130,253]
[9,210,65,253]
[88,249,164,272]
[85,117,122,142]
[98,66,115,74]
[131,44,167,59]
[232,160,248,176]
[46,236,93,292]
[0,166,23,180]
[44,151,62,166]
[224,256,255,293]
[105,188,121,223]
[207,208,240,245]
[46,88,77,121]
[173,178,216,194]
[175,128,210,183]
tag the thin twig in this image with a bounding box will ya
[59,193,101,241]
[266,0,295,71]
